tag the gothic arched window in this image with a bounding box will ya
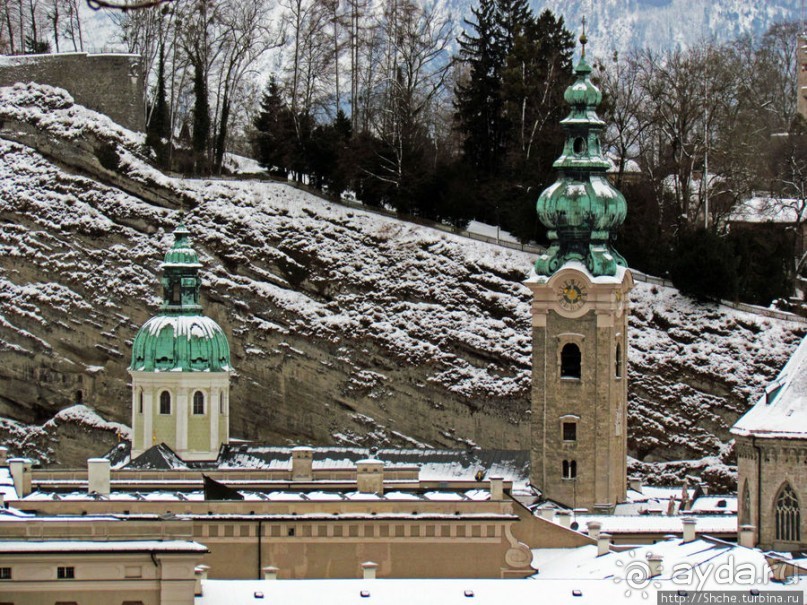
[615,343,622,378]
[193,391,205,415]
[561,343,582,378]
[775,483,801,542]
[159,391,171,415]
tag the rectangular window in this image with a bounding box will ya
[563,422,577,441]
[57,566,75,579]
[0,568,10,580]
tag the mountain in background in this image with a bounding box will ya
[445,0,802,57]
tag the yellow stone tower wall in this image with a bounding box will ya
[528,266,632,511]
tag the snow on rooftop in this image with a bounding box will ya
[566,514,737,535]
[0,539,207,553]
[732,334,807,439]
[727,197,806,224]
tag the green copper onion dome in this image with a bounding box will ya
[130,224,231,372]
[534,31,627,277]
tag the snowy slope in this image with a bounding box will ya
[0,83,803,488]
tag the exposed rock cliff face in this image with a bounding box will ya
[0,84,803,483]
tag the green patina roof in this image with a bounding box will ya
[130,224,231,373]
[534,34,628,278]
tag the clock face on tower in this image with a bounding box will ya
[558,279,588,311]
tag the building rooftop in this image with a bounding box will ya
[732,334,807,439]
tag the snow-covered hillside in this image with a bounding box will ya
[0,83,803,488]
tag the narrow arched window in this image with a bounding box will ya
[615,343,622,378]
[570,460,577,479]
[562,460,577,480]
[741,480,751,526]
[561,343,581,378]
[775,483,800,542]
[159,391,171,415]
[138,390,144,414]
[193,391,205,415]
[171,282,181,304]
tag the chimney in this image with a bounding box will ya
[291,447,313,481]
[263,566,279,580]
[87,458,111,496]
[0,447,8,466]
[489,476,504,500]
[8,458,32,498]
[356,459,384,495]
[587,521,602,540]
[555,510,572,528]
[739,525,756,548]
[361,561,378,580]
[597,532,612,557]
[646,553,663,578]
[681,517,696,543]
[539,508,556,521]
[194,564,210,597]
[628,476,643,493]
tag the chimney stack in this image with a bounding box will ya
[646,553,663,578]
[681,517,696,543]
[263,566,279,580]
[489,476,504,500]
[291,447,313,481]
[739,525,756,548]
[539,508,556,521]
[362,561,378,580]
[8,458,32,498]
[0,447,8,466]
[356,459,384,495]
[586,520,602,540]
[87,458,111,496]
[597,532,612,557]
[628,476,643,493]
[194,564,210,597]
[555,510,572,528]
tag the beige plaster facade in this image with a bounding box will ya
[4,463,594,581]
[527,266,634,511]
[130,371,229,461]
[0,544,202,605]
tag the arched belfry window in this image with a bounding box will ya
[193,391,205,415]
[159,391,171,415]
[615,343,622,378]
[741,480,751,526]
[561,343,582,378]
[775,483,800,542]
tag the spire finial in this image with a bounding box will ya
[580,16,588,58]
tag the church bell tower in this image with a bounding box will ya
[527,29,633,511]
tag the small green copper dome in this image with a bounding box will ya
[130,224,231,373]
[131,315,230,372]
[534,35,628,278]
